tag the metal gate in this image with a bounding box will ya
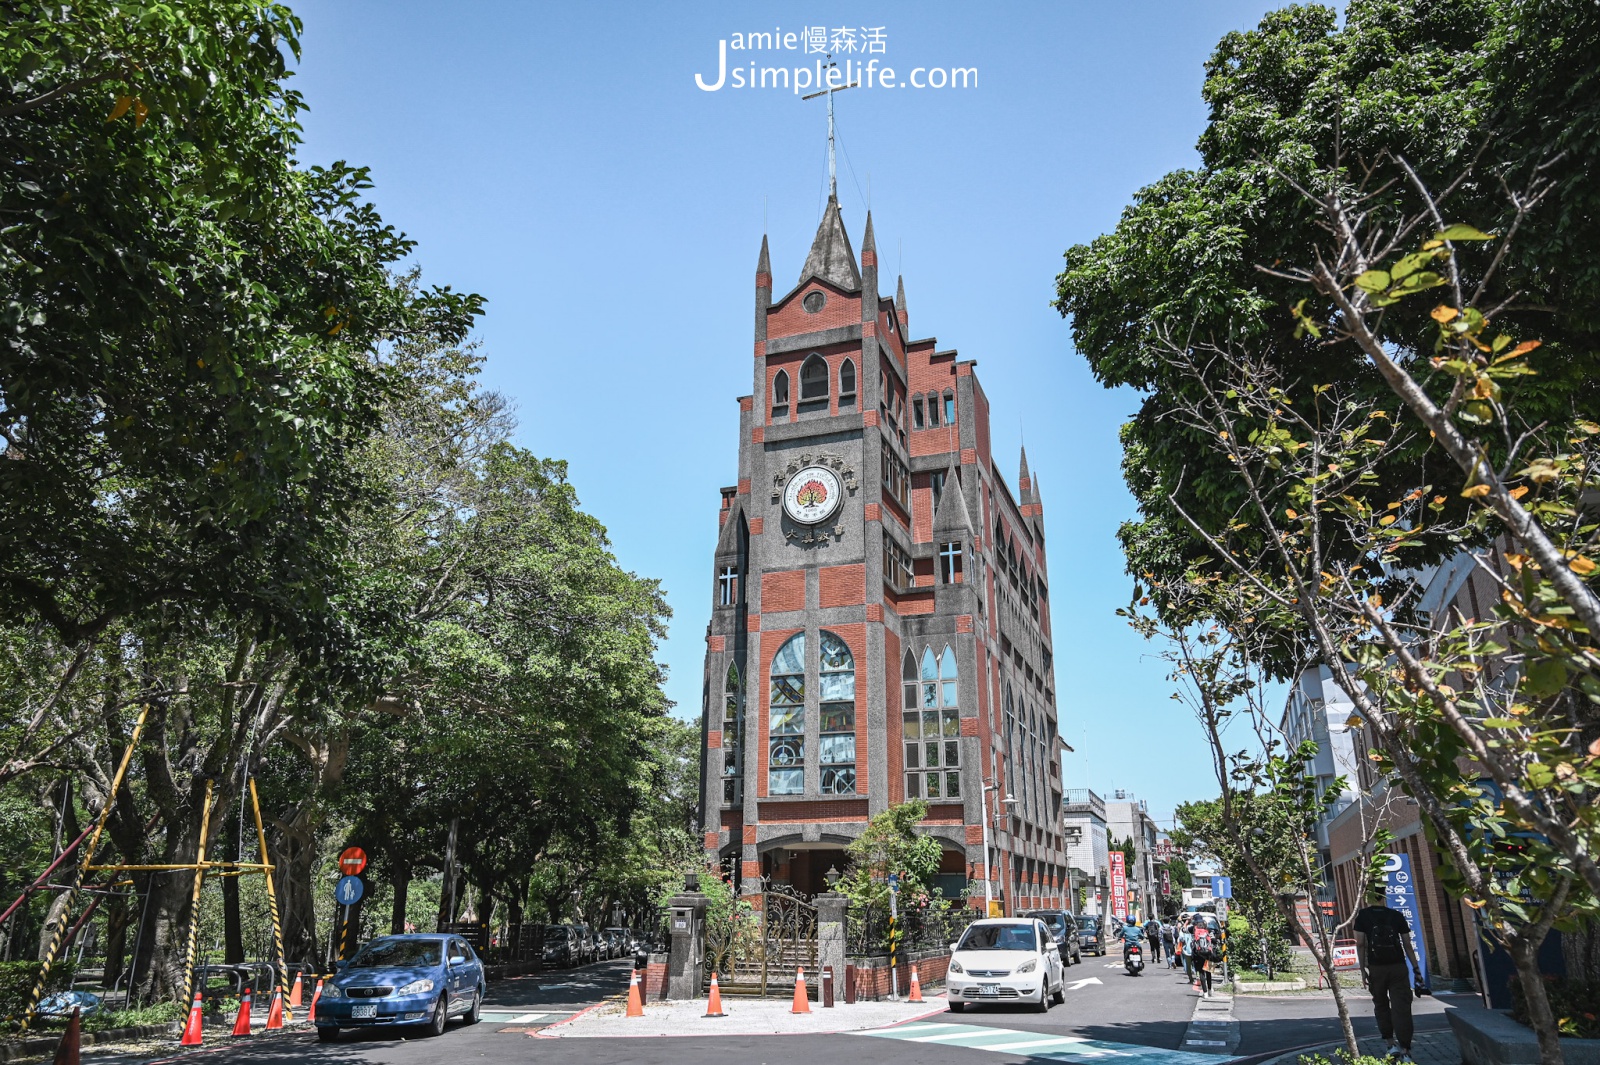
[704,888,818,996]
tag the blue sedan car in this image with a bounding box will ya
[315,933,485,1040]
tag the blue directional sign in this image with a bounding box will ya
[336,875,364,905]
[1383,853,1429,987]
[887,873,900,894]
[1210,876,1233,899]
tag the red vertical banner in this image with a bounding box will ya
[1110,852,1128,919]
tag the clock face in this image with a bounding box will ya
[783,465,843,525]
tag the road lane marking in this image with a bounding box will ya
[860,1022,1223,1065]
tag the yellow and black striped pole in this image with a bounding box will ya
[249,778,291,1017]
[20,705,149,1031]
[177,780,215,1013]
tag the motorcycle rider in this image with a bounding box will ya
[1114,914,1146,968]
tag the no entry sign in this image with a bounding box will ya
[339,847,367,876]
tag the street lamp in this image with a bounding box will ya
[981,782,1018,916]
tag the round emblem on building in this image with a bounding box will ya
[782,465,843,525]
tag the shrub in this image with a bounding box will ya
[1511,975,1600,1040]
[0,960,76,1026]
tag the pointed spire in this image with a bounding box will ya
[757,233,771,278]
[895,275,907,329]
[1019,447,1037,507]
[799,197,861,291]
[861,211,876,257]
[933,467,975,537]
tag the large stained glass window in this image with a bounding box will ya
[769,634,805,794]
[903,645,961,799]
[818,631,856,794]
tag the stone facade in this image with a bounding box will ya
[699,196,1068,913]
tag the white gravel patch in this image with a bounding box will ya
[544,993,948,1038]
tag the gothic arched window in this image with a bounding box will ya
[722,664,743,805]
[799,353,829,413]
[904,645,961,799]
[818,631,856,794]
[772,370,790,420]
[839,359,857,409]
[768,634,805,794]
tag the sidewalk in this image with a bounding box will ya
[1259,1027,1461,1065]
[540,993,949,1038]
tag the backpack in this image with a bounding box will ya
[1192,927,1217,961]
[1366,910,1406,965]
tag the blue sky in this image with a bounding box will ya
[287,0,1290,826]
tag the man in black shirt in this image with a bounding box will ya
[1353,884,1425,1062]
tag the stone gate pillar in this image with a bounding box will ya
[665,879,709,1000]
[816,890,848,994]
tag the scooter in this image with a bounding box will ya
[1124,943,1145,976]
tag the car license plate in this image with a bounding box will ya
[351,1004,376,1019]
[978,984,1000,997]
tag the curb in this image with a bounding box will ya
[0,1022,178,1063]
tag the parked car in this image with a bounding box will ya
[1023,909,1083,966]
[541,925,574,968]
[1077,914,1106,956]
[603,927,629,959]
[572,923,596,964]
[945,918,1064,1013]
[314,934,484,1041]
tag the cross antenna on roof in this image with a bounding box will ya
[801,56,858,201]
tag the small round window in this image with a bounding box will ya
[803,291,826,313]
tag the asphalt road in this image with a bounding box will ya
[104,955,1475,1065]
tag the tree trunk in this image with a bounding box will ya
[1509,935,1566,1065]
[222,819,244,964]
[390,863,411,935]
[1562,920,1600,987]
[101,892,128,990]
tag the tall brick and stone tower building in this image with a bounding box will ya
[700,195,1068,914]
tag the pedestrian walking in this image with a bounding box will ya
[1354,884,1426,1063]
[1177,923,1194,980]
[1190,919,1217,996]
[1144,918,1163,964]
[1163,921,1177,968]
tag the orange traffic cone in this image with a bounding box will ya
[908,965,923,1003]
[264,987,284,1029]
[51,1006,81,1065]
[625,969,645,1017]
[308,978,323,1023]
[704,972,726,1018]
[230,989,253,1036]
[180,991,205,1046]
[790,967,810,1014]
[288,972,304,1008]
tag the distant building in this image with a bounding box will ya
[1280,665,1363,919]
[1062,789,1109,915]
[1105,792,1160,920]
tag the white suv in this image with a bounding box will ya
[945,918,1065,1012]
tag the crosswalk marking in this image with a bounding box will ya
[859,1021,1225,1065]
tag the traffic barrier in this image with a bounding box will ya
[51,1006,80,1065]
[264,988,284,1029]
[308,978,323,1023]
[230,989,253,1036]
[625,969,644,1017]
[790,967,810,1014]
[704,972,726,1018]
[180,992,204,1046]
[288,972,303,1007]
[907,965,923,1003]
